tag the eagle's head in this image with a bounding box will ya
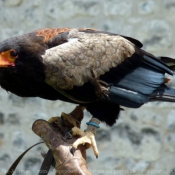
[0,33,47,81]
[0,32,50,98]
[0,33,46,66]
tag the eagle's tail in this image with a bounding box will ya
[159,56,175,71]
[149,85,175,102]
[101,55,175,108]
[147,57,175,102]
[147,56,175,102]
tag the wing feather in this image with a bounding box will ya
[42,29,135,91]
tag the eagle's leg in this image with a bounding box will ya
[72,118,100,158]
[49,106,100,158]
[90,70,109,99]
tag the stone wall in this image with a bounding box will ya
[0,0,175,174]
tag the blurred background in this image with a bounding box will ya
[0,0,175,174]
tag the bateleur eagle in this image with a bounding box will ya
[0,28,175,157]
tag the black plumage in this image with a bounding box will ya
[0,28,175,127]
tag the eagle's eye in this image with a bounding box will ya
[10,50,18,58]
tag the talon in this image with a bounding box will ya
[70,147,76,155]
[71,127,99,157]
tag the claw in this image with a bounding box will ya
[70,147,76,155]
[71,127,99,158]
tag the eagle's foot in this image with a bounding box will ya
[72,127,99,158]
[48,105,85,128]
[90,70,109,99]
[71,118,100,158]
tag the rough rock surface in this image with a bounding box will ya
[0,0,175,175]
